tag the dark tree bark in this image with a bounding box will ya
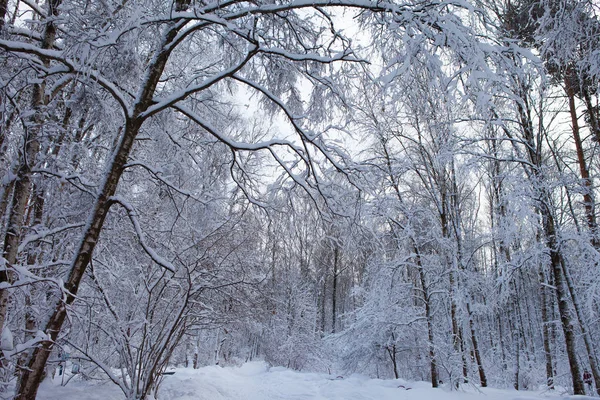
[539,270,555,389]
[565,76,597,244]
[380,134,439,388]
[331,246,339,334]
[560,258,600,396]
[0,0,62,348]
[386,333,399,380]
[466,303,487,387]
[14,17,188,399]
[514,331,520,390]
[582,89,600,144]
[0,0,7,32]
[412,245,439,388]
[514,76,585,395]
[541,205,585,395]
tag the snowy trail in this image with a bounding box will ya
[37,362,595,400]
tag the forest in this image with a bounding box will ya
[1,0,600,398]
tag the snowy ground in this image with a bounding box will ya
[37,362,596,400]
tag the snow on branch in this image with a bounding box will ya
[122,161,209,203]
[32,169,98,196]
[65,339,131,394]
[257,46,363,64]
[0,40,131,116]
[231,74,348,174]
[20,0,47,17]
[172,103,322,208]
[108,196,176,273]
[140,45,259,118]
[171,103,306,154]
[18,223,86,253]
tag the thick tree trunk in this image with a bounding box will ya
[0,179,13,233]
[0,0,7,32]
[515,78,585,395]
[565,78,597,244]
[14,17,187,398]
[0,0,62,347]
[0,106,41,349]
[15,183,46,378]
[542,207,585,395]
[15,118,143,400]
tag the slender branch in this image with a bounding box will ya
[109,196,176,273]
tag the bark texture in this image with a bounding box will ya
[15,18,186,399]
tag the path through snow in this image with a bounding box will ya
[37,362,596,400]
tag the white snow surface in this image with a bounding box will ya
[37,362,596,400]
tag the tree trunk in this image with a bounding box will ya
[542,207,585,395]
[386,334,399,380]
[497,314,507,373]
[442,191,467,386]
[514,332,520,390]
[14,17,187,398]
[15,183,46,378]
[414,245,438,387]
[560,258,600,395]
[582,88,600,144]
[0,0,7,32]
[514,77,585,395]
[539,270,555,389]
[0,180,14,235]
[0,0,62,349]
[331,246,339,334]
[565,77,597,244]
[448,267,467,386]
[320,275,326,334]
[381,134,439,387]
[466,302,487,387]
[0,112,41,352]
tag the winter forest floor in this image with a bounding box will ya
[36,362,597,400]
